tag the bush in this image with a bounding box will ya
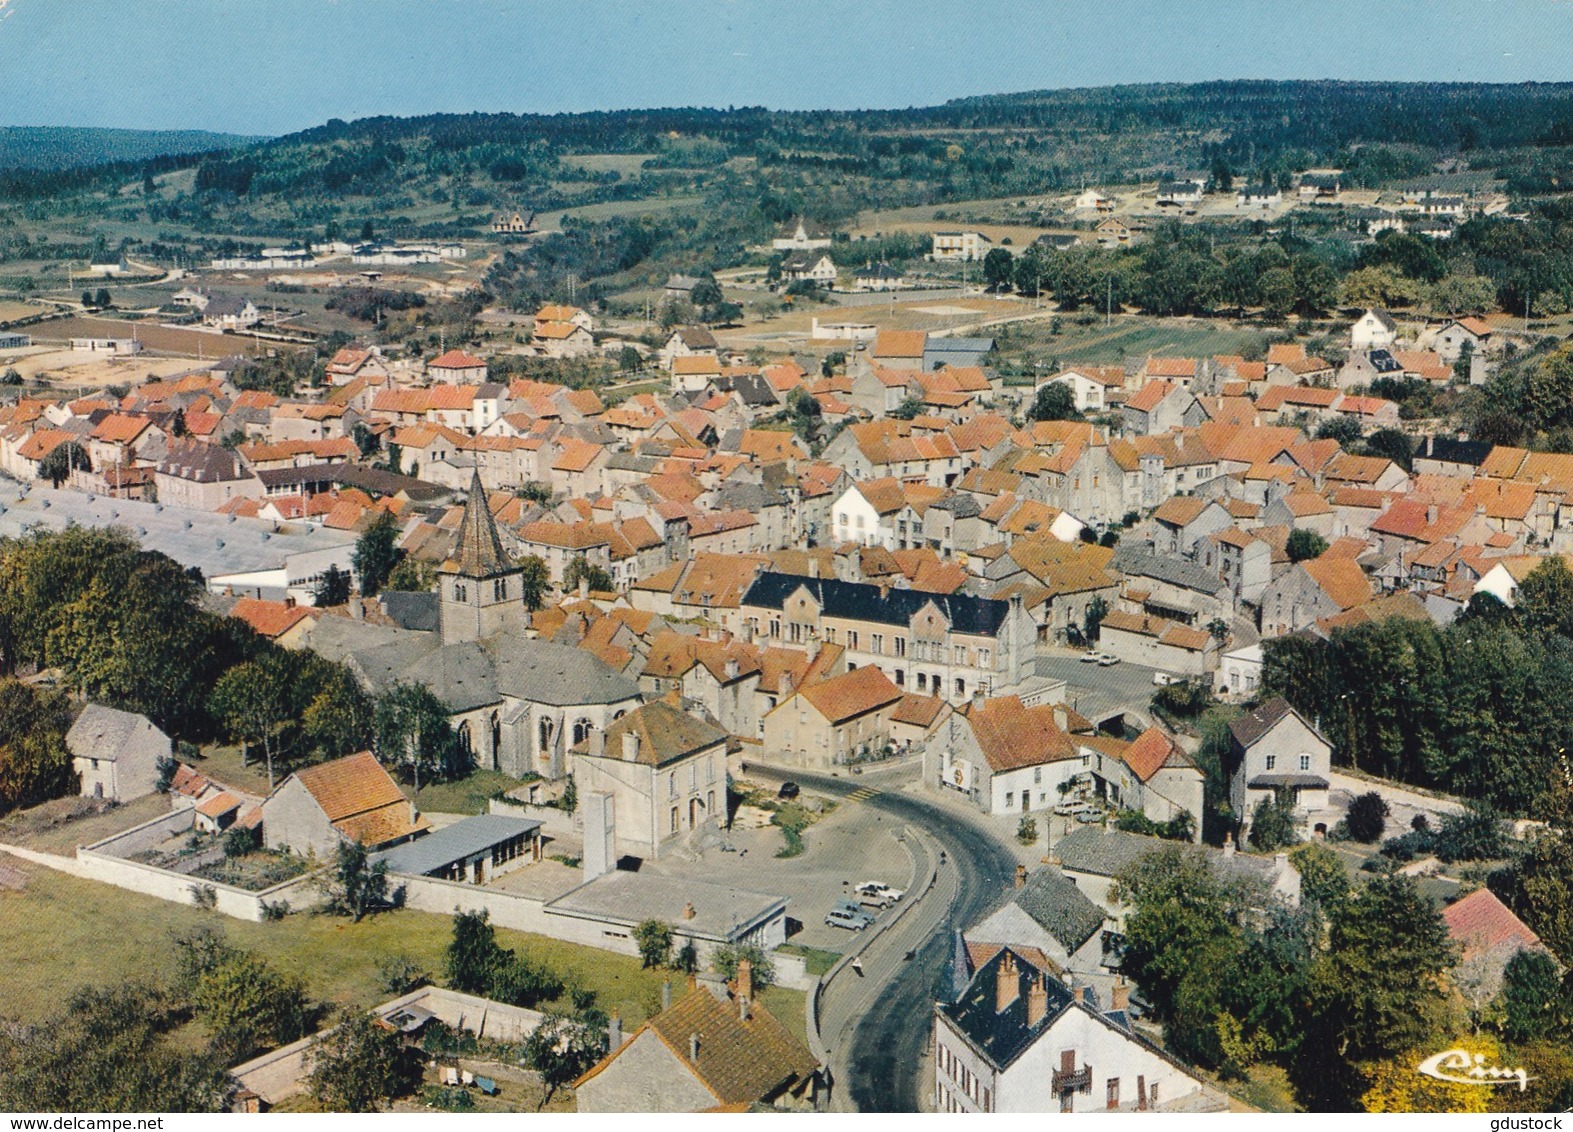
[223,824,262,858]
[1344,791,1390,843]
[1153,678,1211,717]
[711,942,775,990]
[1017,816,1039,845]
[421,1085,475,1112]
[376,954,430,996]
[259,899,290,922]
[1433,803,1511,863]
[1248,791,1300,851]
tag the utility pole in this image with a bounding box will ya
[1106,275,1113,328]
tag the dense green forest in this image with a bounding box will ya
[0,126,261,171]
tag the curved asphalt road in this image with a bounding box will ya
[742,765,1018,1112]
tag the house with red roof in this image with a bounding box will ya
[426,349,488,384]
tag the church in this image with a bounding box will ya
[326,470,644,780]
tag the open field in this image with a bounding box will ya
[0,858,804,1040]
[414,770,527,816]
[535,194,704,230]
[8,346,213,389]
[0,793,170,855]
[996,314,1274,366]
[0,300,38,323]
[716,294,1022,348]
[30,314,268,359]
[557,153,657,177]
[190,744,276,796]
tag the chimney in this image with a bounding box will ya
[608,1011,622,1050]
[1223,834,1236,857]
[1026,973,1049,1027]
[284,596,296,609]
[661,979,673,1011]
[737,959,753,1019]
[1111,978,1130,1012]
[349,594,364,621]
[971,688,985,713]
[995,952,1019,1013]
[621,731,640,762]
[579,577,589,599]
[689,1033,700,1063]
[1014,863,1027,888]
[1052,704,1070,733]
[683,901,697,921]
[808,557,820,579]
[725,658,740,681]
[1427,504,1438,525]
[588,729,605,758]
[780,671,793,696]
[1072,984,1086,1004]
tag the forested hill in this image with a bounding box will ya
[0,125,264,171]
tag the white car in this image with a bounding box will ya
[1054,801,1096,817]
[1079,650,1100,663]
[855,881,905,906]
[1097,654,1122,667]
[826,907,874,931]
[1152,672,1176,686]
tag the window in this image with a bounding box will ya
[1107,1079,1120,1110]
[671,806,679,833]
[871,634,884,655]
[1265,754,1277,771]
[825,627,837,644]
[1299,753,1311,771]
[954,646,967,665]
[1005,792,1014,807]
[894,669,904,686]
[894,637,906,657]
[955,678,965,697]
[668,773,677,798]
[917,673,927,693]
[454,582,468,602]
[847,631,859,650]
[1034,768,1042,785]
[838,512,848,526]
[493,578,507,601]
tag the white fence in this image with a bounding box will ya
[71,808,324,922]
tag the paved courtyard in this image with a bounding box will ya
[636,788,920,952]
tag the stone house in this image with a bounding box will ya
[66,703,170,802]
[570,700,729,861]
[262,751,429,859]
[1226,697,1335,839]
[762,664,905,770]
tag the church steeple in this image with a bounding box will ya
[450,467,510,578]
[438,469,523,644]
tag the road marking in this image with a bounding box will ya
[844,787,879,803]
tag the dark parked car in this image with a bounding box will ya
[778,781,801,800]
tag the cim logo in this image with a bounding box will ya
[1418,1049,1533,1092]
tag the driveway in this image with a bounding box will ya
[635,787,919,954]
[1035,654,1167,726]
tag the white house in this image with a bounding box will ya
[931,231,992,262]
[772,218,833,250]
[780,250,838,288]
[1215,642,1263,699]
[1236,185,1283,210]
[934,948,1219,1114]
[1350,308,1399,351]
[1074,189,1115,212]
[1040,367,1123,413]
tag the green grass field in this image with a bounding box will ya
[999,315,1273,367]
[414,770,526,816]
[0,860,804,1043]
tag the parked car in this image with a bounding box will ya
[855,881,905,907]
[1097,654,1122,666]
[1054,800,1096,817]
[777,781,801,800]
[826,905,875,931]
[1152,672,1176,686]
[1079,650,1100,663]
[1075,809,1105,823]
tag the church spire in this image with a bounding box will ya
[449,467,509,578]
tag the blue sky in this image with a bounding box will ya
[3,0,1573,136]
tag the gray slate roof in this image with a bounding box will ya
[372,814,541,876]
[65,703,163,762]
[350,634,640,711]
[1012,866,1106,954]
[1055,826,1286,891]
[1110,546,1224,596]
[380,590,439,632]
